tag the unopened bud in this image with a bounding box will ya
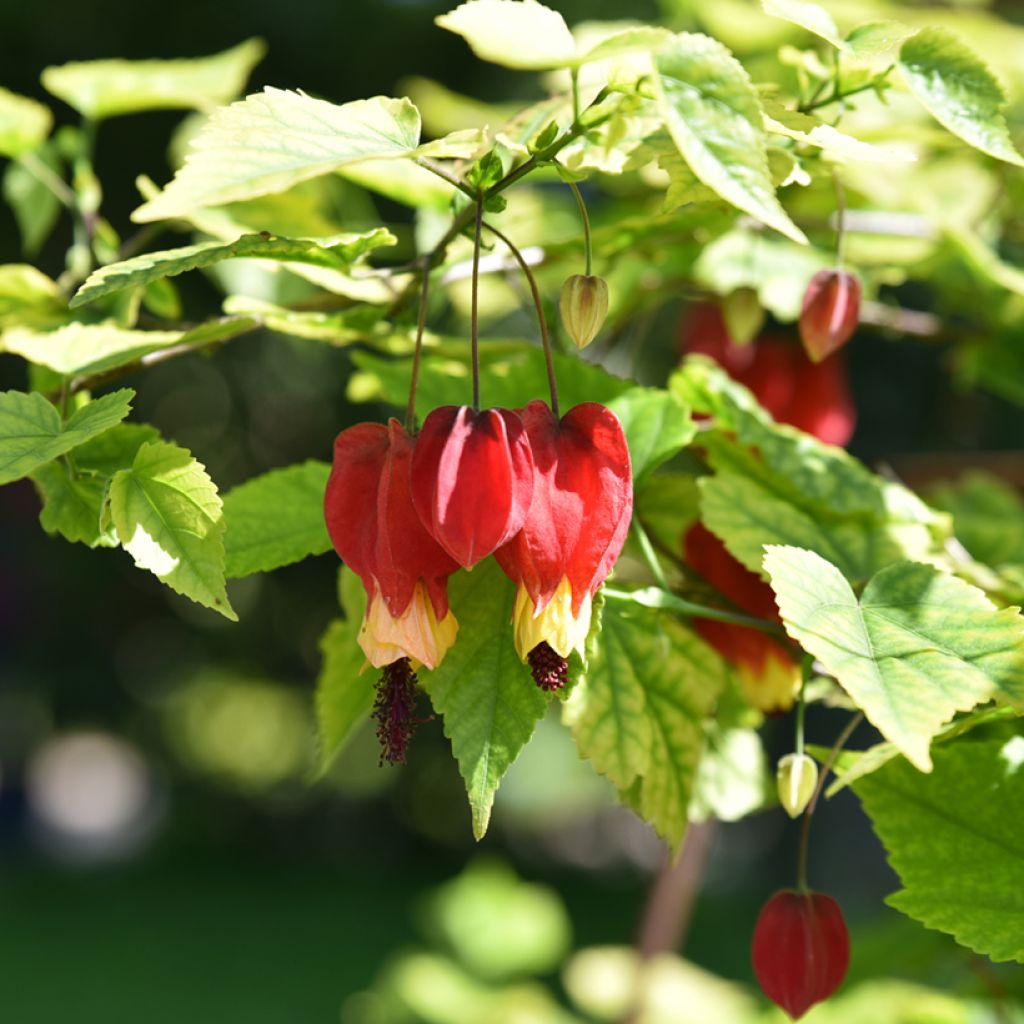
[722,286,765,345]
[799,269,861,363]
[559,274,608,349]
[776,752,818,818]
[752,889,850,1019]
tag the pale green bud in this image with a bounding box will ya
[559,274,609,349]
[777,752,818,818]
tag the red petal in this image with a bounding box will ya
[324,419,457,618]
[752,890,850,1019]
[799,270,861,363]
[496,400,633,613]
[411,406,534,568]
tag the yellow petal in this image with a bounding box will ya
[359,582,458,669]
[737,647,801,713]
[511,577,591,661]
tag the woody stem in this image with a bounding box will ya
[482,219,559,417]
[471,193,483,411]
[405,256,431,433]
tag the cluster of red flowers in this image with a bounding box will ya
[324,400,632,763]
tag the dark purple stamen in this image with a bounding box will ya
[373,657,420,765]
[528,642,568,692]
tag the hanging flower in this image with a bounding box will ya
[752,890,850,1019]
[324,419,460,763]
[495,400,632,690]
[799,269,862,364]
[683,523,800,713]
[411,405,535,568]
[680,303,856,447]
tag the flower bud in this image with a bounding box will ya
[559,274,608,349]
[776,752,818,818]
[721,286,765,345]
[752,890,850,1019]
[799,269,861,363]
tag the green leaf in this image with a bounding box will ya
[133,90,474,223]
[0,87,52,158]
[31,463,112,547]
[566,595,727,850]
[108,440,236,620]
[67,422,160,476]
[420,559,549,840]
[436,0,577,71]
[70,229,397,308]
[2,322,185,378]
[0,388,133,485]
[634,472,700,558]
[855,737,1024,962]
[899,28,1024,167]
[606,386,695,484]
[764,545,1024,770]
[223,460,332,578]
[846,21,915,66]
[652,33,806,244]
[4,143,64,256]
[761,0,846,50]
[41,39,266,120]
[315,568,373,773]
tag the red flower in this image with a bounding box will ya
[495,400,632,689]
[411,405,534,568]
[799,269,861,364]
[324,419,459,672]
[681,303,856,447]
[683,523,799,712]
[752,890,850,1019]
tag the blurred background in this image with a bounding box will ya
[1,1,1022,1021]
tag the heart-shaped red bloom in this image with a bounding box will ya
[799,269,861,364]
[752,890,850,1019]
[683,523,798,712]
[495,400,632,669]
[681,303,856,447]
[411,405,535,568]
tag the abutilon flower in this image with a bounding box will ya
[324,419,460,763]
[752,890,850,1019]
[683,523,800,713]
[495,400,632,690]
[411,405,534,568]
[680,303,856,447]
[799,269,862,364]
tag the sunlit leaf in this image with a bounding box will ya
[108,440,236,620]
[765,545,1024,770]
[652,33,806,244]
[606,386,695,483]
[0,87,52,158]
[899,28,1024,167]
[761,0,846,50]
[0,264,66,329]
[41,39,266,120]
[223,460,332,578]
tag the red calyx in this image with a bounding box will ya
[324,418,458,620]
[411,405,534,569]
[680,303,856,447]
[494,400,633,615]
[799,269,861,364]
[752,889,850,1019]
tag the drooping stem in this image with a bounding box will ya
[795,656,812,757]
[481,219,559,417]
[796,710,864,890]
[631,516,670,590]
[470,194,483,412]
[833,169,847,268]
[405,257,431,433]
[571,68,581,123]
[568,180,593,276]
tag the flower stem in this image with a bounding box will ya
[568,180,593,276]
[602,586,787,637]
[796,710,864,891]
[470,194,483,412]
[405,256,431,433]
[833,169,847,269]
[795,656,811,757]
[631,516,669,590]
[571,68,581,123]
[481,219,559,417]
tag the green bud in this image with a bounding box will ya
[721,286,765,345]
[559,274,609,349]
[777,752,818,818]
